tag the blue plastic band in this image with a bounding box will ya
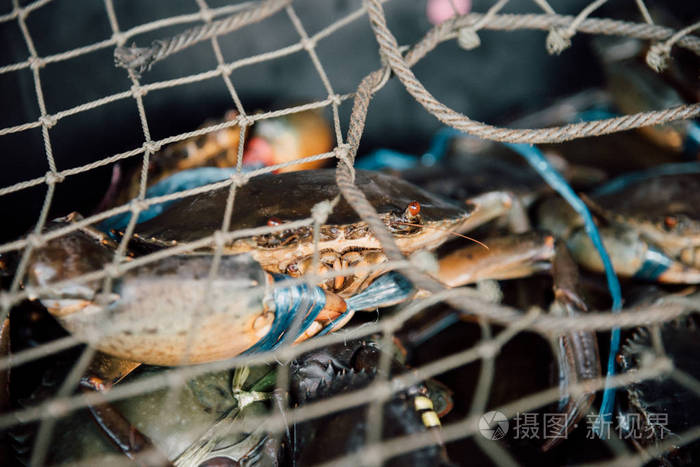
[504,142,622,436]
[356,149,419,170]
[422,127,462,166]
[316,271,415,337]
[243,275,325,354]
[591,162,700,197]
[345,271,415,311]
[357,127,460,170]
[633,245,673,281]
[100,167,244,233]
[683,121,700,159]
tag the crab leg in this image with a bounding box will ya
[436,231,556,287]
[567,227,700,284]
[542,243,600,451]
[77,352,172,465]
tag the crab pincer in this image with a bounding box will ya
[25,216,348,366]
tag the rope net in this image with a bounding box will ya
[0,0,699,465]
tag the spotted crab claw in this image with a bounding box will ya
[25,218,348,366]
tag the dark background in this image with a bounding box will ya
[0,0,695,242]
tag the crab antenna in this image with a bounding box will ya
[391,221,489,250]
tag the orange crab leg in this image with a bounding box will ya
[80,353,171,465]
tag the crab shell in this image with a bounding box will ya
[132,169,475,296]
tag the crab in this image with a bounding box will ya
[11,330,455,466]
[616,299,700,465]
[17,167,602,458]
[538,165,700,284]
[98,108,333,213]
[126,169,509,297]
[285,336,454,466]
[12,356,280,465]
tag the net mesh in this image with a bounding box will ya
[1,0,699,465]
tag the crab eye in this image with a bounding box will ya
[664,216,677,230]
[407,201,421,217]
[615,353,627,368]
[267,217,283,227]
[286,263,299,274]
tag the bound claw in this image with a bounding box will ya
[25,222,355,364]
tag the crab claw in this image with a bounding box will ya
[25,224,350,365]
[568,227,700,284]
[436,231,555,286]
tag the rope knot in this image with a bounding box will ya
[130,84,147,98]
[130,198,149,213]
[310,199,334,225]
[47,400,69,418]
[27,233,45,249]
[104,263,121,279]
[476,279,503,304]
[229,172,249,187]
[477,341,499,360]
[409,250,439,274]
[300,37,316,51]
[546,27,573,55]
[457,27,481,50]
[44,171,64,186]
[28,56,46,70]
[39,114,57,129]
[16,7,28,21]
[212,230,227,248]
[329,94,342,106]
[239,115,255,127]
[217,63,232,76]
[143,141,161,154]
[112,32,126,47]
[646,42,671,72]
[334,143,351,162]
[199,7,213,23]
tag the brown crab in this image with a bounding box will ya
[127,169,511,297]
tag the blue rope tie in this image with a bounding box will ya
[591,161,700,197]
[243,275,326,354]
[505,142,622,434]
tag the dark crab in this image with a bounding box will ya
[285,336,454,466]
[538,166,700,283]
[12,359,280,466]
[617,312,700,465]
[12,333,454,466]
